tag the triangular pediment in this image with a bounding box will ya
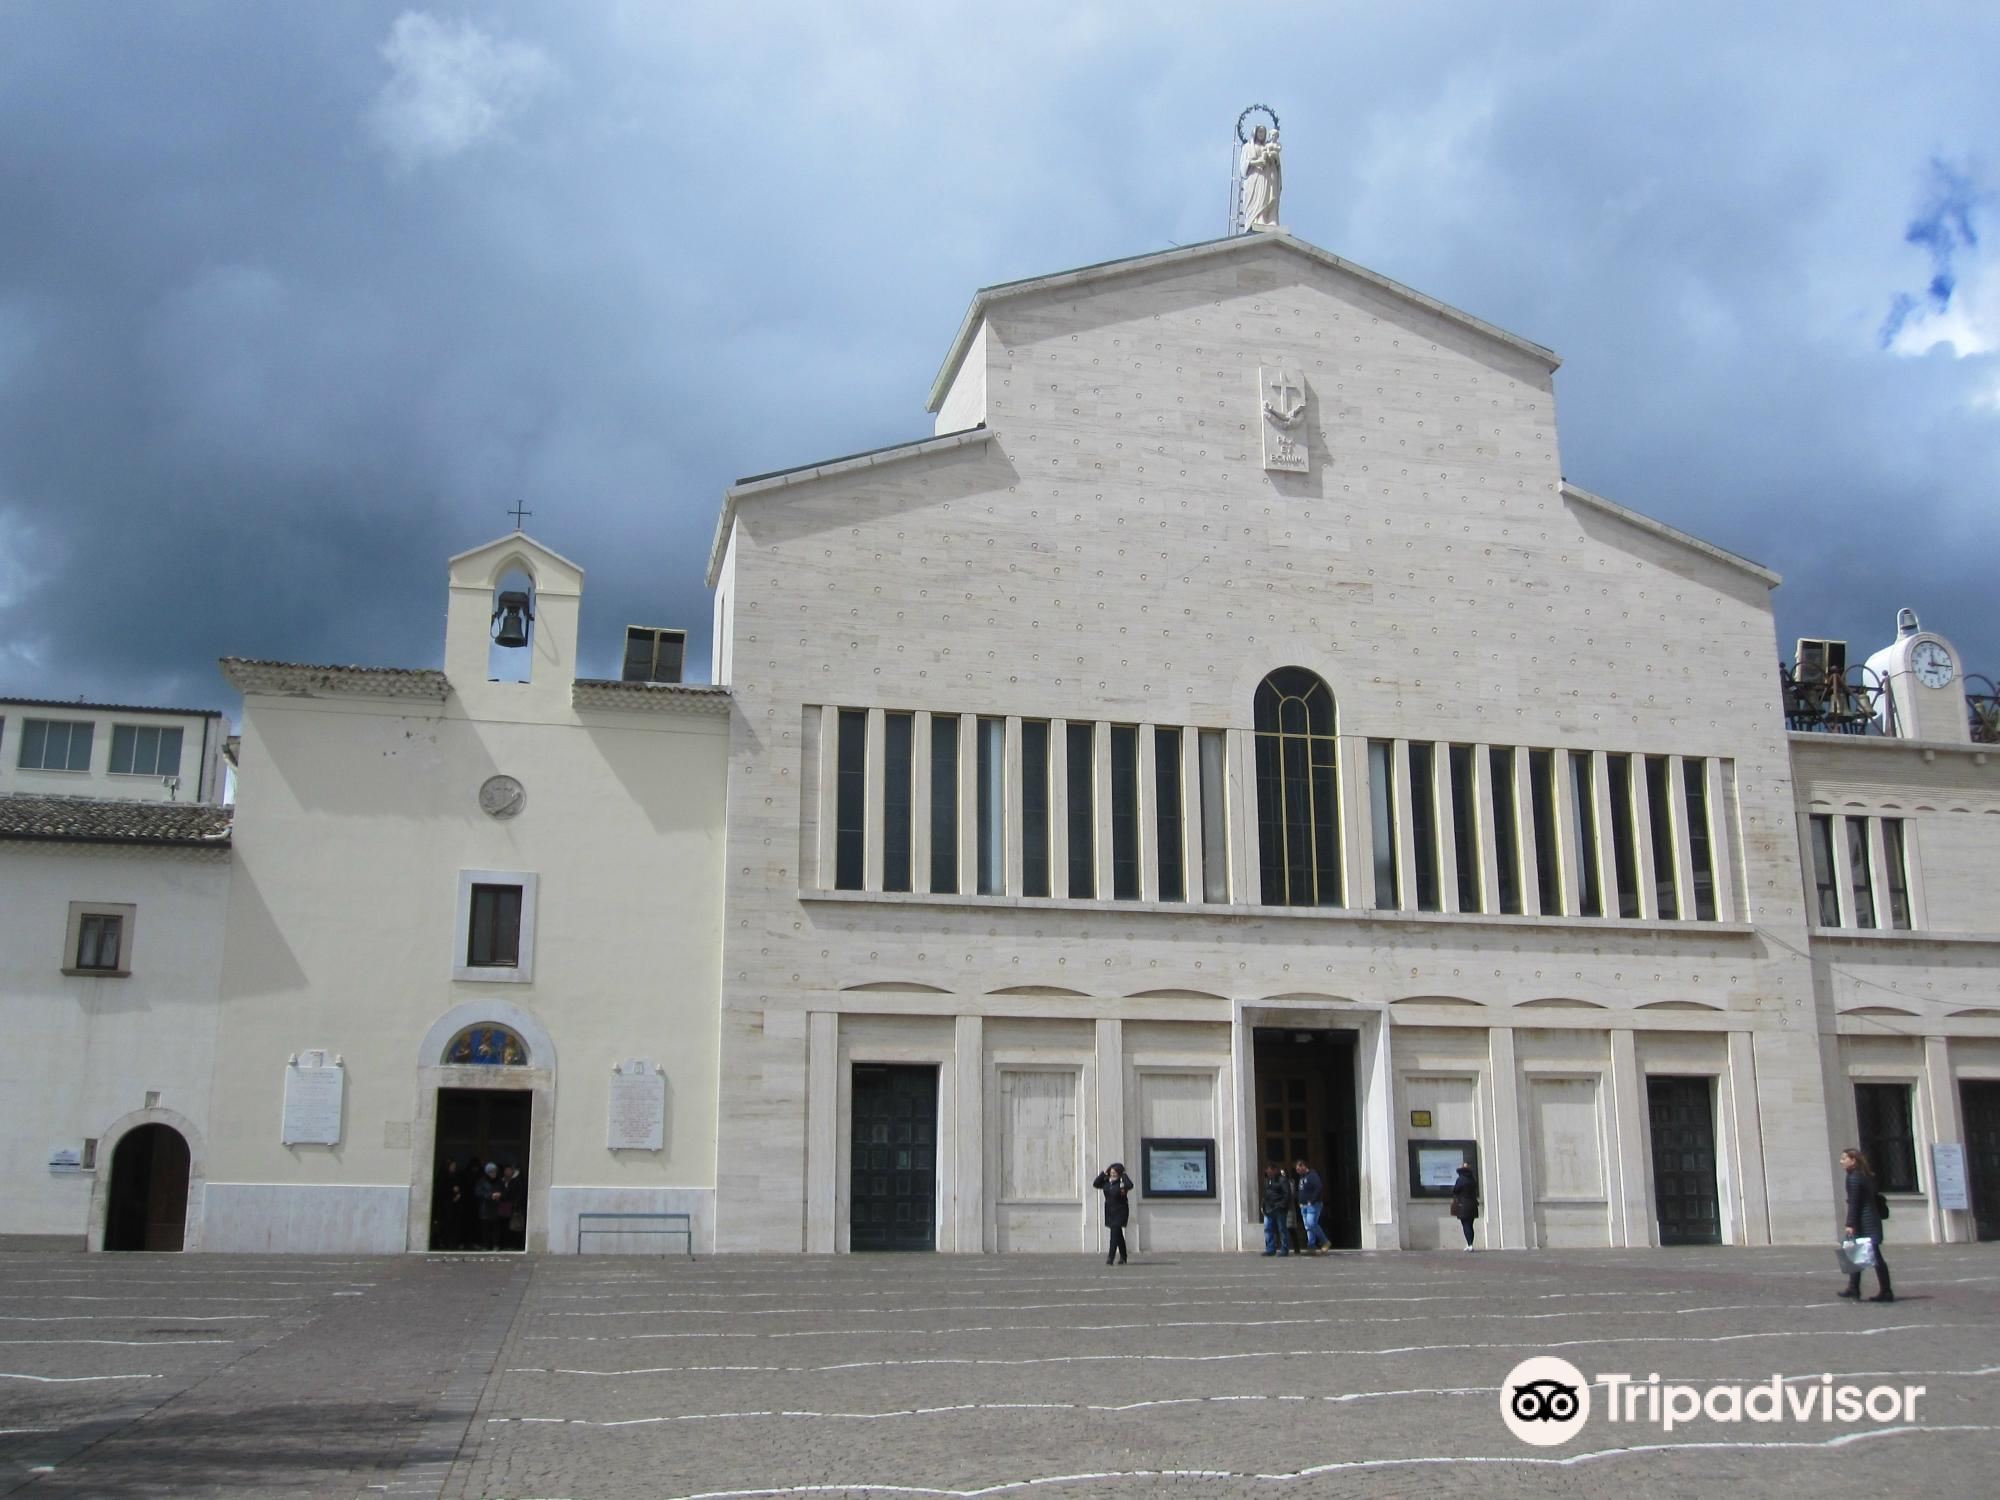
[447,532,584,597]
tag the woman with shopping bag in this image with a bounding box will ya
[1837,1148,1893,1303]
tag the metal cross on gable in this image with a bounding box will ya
[506,501,533,531]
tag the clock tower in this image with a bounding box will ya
[1866,608,1970,742]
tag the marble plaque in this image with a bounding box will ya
[1258,366,1309,473]
[282,1050,345,1146]
[608,1059,665,1152]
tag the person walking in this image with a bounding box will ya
[1839,1147,1893,1303]
[1260,1163,1296,1256]
[1092,1162,1133,1265]
[1294,1159,1331,1254]
[1449,1163,1480,1250]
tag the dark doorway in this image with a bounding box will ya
[1251,1029,1361,1248]
[1963,1080,2000,1242]
[849,1064,939,1251]
[432,1088,533,1251]
[1648,1075,1722,1245]
[103,1125,191,1252]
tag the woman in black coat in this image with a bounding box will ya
[1449,1164,1480,1250]
[1839,1147,1892,1302]
[1092,1163,1133,1265]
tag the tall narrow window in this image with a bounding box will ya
[1844,815,1875,929]
[1154,728,1186,902]
[882,713,913,893]
[929,717,959,894]
[1529,749,1562,915]
[1569,751,1602,918]
[1253,668,1341,906]
[976,717,1005,896]
[1490,746,1522,915]
[1368,740,1399,909]
[1110,726,1141,899]
[1605,754,1640,918]
[1684,758,1717,920]
[1882,818,1912,930]
[1199,729,1228,903]
[1448,744,1481,914]
[1854,1082,1919,1192]
[1645,755,1678,919]
[467,884,523,967]
[1066,722,1096,899]
[1020,720,1051,898]
[1408,741,1440,912]
[75,913,124,972]
[1808,814,1841,927]
[835,709,866,891]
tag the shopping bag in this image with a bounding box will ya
[1837,1235,1875,1273]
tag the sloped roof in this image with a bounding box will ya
[572,679,731,716]
[0,696,223,718]
[925,231,1561,412]
[1561,482,1780,587]
[0,794,232,848]
[220,658,452,701]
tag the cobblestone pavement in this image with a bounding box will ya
[3,1244,1996,1498]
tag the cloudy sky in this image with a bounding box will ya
[2,2,1996,717]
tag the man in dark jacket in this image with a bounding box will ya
[1294,1159,1331,1254]
[1260,1164,1296,1256]
[1092,1163,1132,1265]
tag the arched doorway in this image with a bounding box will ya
[104,1125,191,1251]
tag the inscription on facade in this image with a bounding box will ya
[282,1049,344,1146]
[608,1058,665,1152]
[1258,366,1309,473]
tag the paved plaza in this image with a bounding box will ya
[1,1243,1996,1498]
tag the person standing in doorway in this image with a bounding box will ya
[1839,1147,1893,1302]
[1092,1163,1133,1265]
[1260,1164,1296,1256]
[476,1161,505,1250]
[1294,1159,1331,1254]
[1449,1163,1480,1250]
[498,1163,525,1251]
[456,1154,483,1249]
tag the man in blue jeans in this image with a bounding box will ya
[1294,1158,1331,1254]
[1260,1164,1295,1255]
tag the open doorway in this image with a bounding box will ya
[103,1124,191,1252]
[1252,1028,1361,1248]
[431,1088,532,1251]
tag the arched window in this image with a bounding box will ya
[444,1025,530,1067]
[1254,667,1343,906]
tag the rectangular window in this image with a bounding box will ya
[1448,744,1481,914]
[1368,740,1399,909]
[834,709,866,891]
[1808,814,1842,927]
[109,724,184,778]
[882,713,913,893]
[19,718,93,772]
[75,913,123,972]
[1645,755,1679,919]
[1882,818,1912,930]
[1408,742,1441,912]
[976,717,1005,896]
[1110,726,1140,900]
[1154,728,1185,902]
[1529,749,1562,916]
[929,717,959,894]
[1845,815,1875,929]
[467,884,523,967]
[1020,720,1051,898]
[1198,729,1228,903]
[1490,746,1522,915]
[1569,751,1602,917]
[621,626,686,684]
[1066,722,1095,899]
[1684,758,1718,921]
[1606,754,1641,919]
[1854,1082,1919,1193]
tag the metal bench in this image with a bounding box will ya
[575,1210,694,1258]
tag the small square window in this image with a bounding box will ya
[62,902,135,977]
[76,914,122,971]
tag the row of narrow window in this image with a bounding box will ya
[826,697,1727,923]
[1806,814,1913,930]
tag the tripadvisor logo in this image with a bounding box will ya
[1501,1355,1927,1447]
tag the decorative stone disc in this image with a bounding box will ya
[478,774,526,819]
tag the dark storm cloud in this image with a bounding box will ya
[2,2,1998,721]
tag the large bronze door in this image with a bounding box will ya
[849,1065,939,1251]
[1962,1081,2000,1242]
[1648,1076,1722,1245]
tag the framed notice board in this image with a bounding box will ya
[1408,1139,1479,1199]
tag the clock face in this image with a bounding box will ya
[1912,640,1955,690]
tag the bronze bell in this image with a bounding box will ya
[492,590,534,648]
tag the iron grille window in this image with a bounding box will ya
[467,885,523,968]
[75,913,123,972]
[1020,720,1051,898]
[109,724,183,777]
[1253,669,1341,906]
[882,713,913,893]
[834,710,866,891]
[1154,727,1185,903]
[1110,726,1140,900]
[1854,1082,1919,1193]
[929,717,959,894]
[19,718,93,772]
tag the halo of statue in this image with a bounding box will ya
[1235,104,1281,144]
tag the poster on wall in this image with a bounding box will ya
[282,1049,344,1146]
[1407,1139,1478,1198]
[1141,1138,1216,1198]
[1932,1143,1970,1212]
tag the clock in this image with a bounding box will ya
[478,774,526,819]
[1911,640,1955,690]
